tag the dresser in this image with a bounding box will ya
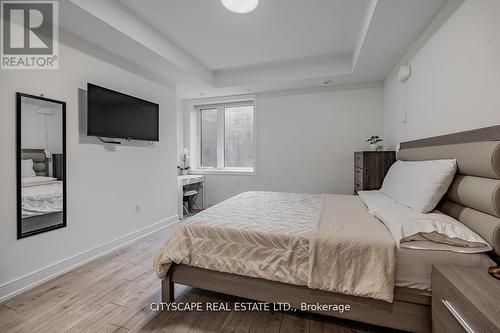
[432,265,500,333]
[354,151,396,194]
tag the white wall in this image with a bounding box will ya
[384,0,500,149]
[184,86,384,206]
[176,97,185,157]
[21,102,63,154]
[0,41,178,300]
[21,102,64,178]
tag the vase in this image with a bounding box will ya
[370,143,379,151]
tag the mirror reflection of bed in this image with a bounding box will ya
[19,94,66,237]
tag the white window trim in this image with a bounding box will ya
[189,95,258,176]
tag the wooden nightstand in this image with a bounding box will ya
[353,151,395,194]
[431,265,500,333]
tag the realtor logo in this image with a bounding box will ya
[1,0,58,69]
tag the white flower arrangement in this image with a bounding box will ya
[178,148,190,174]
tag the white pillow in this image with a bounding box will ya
[380,159,457,213]
[21,159,36,177]
[372,202,492,252]
[358,190,395,213]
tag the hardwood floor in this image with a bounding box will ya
[0,229,401,333]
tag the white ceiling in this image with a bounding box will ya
[118,0,369,70]
[63,0,457,98]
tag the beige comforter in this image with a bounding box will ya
[154,191,396,302]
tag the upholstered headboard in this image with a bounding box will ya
[22,148,49,177]
[398,125,500,258]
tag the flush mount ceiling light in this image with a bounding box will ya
[221,0,259,13]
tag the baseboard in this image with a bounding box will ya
[0,215,180,303]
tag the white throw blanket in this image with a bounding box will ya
[308,194,396,302]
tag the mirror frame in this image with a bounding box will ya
[16,92,67,239]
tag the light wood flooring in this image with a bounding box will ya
[0,228,401,333]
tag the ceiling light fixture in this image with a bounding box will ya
[221,0,259,14]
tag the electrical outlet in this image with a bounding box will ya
[136,202,142,213]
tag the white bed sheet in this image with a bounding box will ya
[22,181,63,218]
[395,241,494,290]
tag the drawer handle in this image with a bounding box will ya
[442,300,476,333]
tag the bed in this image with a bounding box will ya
[155,126,500,332]
[22,180,63,218]
[20,149,64,233]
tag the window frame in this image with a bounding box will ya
[192,98,257,176]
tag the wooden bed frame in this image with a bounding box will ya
[160,125,500,333]
[162,264,431,332]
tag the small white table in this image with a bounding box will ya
[177,175,205,218]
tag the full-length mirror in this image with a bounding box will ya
[17,93,66,239]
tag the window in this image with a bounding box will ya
[200,108,218,168]
[224,105,254,168]
[196,101,255,174]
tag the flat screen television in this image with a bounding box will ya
[87,83,159,141]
